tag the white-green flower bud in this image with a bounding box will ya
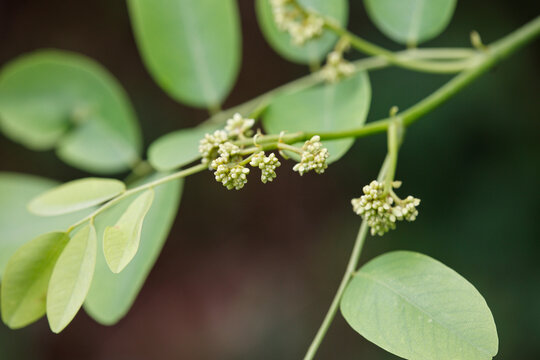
[351,180,420,236]
[250,151,281,183]
[225,113,255,138]
[270,0,324,46]
[199,130,229,165]
[293,136,329,175]
[214,164,250,190]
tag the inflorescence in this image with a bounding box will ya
[198,113,329,190]
[292,135,329,175]
[351,180,420,236]
[270,0,324,45]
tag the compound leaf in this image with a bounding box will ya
[263,71,371,162]
[128,0,241,108]
[103,189,154,273]
[29,178,125,216]
[341,251,498,360]
[0,172,93,279]
[364,0,457,45]
[84,173,183,325]
[1,232,69,329]
[0,50,141,173]
[47,224,97,333]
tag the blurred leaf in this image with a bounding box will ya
[0,50,141,173]
[128,0,241,108]
[341,251,498,360]
[263,71,371,162]
[84,173,183,325]
[255,0,348,64]
[29,177,125,216]
[364,0,457,45]
[148,123,222,171]
[0,173,93,280]
[103,189,154,273]
[1,232,69,329]
[47,224,97,333]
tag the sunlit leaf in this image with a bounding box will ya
[364,0,457,45]
[148,123,222,171]
[84,173,183,325]
[341,251,498,360]
[255,0,348,64]
[128,0,241,108]
[47,224,97,333]
[263,71,371,162]
[103,189,154,273]
[1,232,69,329]
[0,172,93,279]
[29,178,125,216]
[0,50,141,173]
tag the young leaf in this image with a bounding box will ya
[128,0,241,108]
[1,232,69,329]
[0,50,141,174]
[255,0,348,64]
[341,251,498,360]
[148,123,222,171]
[263,71,371,162]
[84,174,183,325]
[46,224,97,333]
[29,178,125,216]
[0,172,93,279]
[364,0,457,46]
[103,189,154,273]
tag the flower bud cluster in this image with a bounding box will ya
[270,0,324,45]
[225,113,255,138]
[351,180,420,236]
[250,151,281,183]
[292,136,329,175]
[199,113,255,165]
[320,50,356,83]
[199,130,228,165]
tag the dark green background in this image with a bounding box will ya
[1,1,539,359]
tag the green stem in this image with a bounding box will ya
[384,120,400,193]
[323,21,477,74]
[304,221,369,360]
[203,48,476,129]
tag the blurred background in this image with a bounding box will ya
[1,0,539,359]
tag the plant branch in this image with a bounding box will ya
[68,163,208,231]
[323,20,476,74]
[304,221,369,360]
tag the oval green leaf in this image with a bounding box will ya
[47,224,97,333]
[128,0,241,108]
[263,71,371,162]
[1,232,69,329]
[255,0,348,64]
[29,177,125,216]
[341,251,498,360]
[84,173,183,325]
[103,189,154,273]
[0,50,142,173]
[0,172,94,279]
[148,123,222,171]
[364,0,457,46]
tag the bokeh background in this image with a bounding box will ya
[1,0,539,359]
